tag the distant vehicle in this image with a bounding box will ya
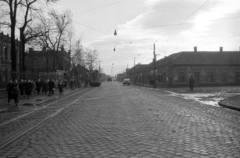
[89,70,101,87]
[107,77,112,82]
[123,78,130,86]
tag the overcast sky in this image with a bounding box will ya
[52,0,240,76]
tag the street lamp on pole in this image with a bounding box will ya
[153,43,160,88]
[134,54,140,85]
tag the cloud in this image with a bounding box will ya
[85,0,240,74]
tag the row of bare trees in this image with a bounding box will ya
[0,0,100,76]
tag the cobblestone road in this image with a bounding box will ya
[0,82,239,158]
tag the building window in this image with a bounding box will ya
[194,72,200,82]
[4,47,8,60]
[221,72,228,82]
[178,72,185,82]
[163,73,166,82]
[159,74,163,82]
[235,72,240,82]
[207,72,214,82]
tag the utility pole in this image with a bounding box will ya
[134,57,135,84]
[153,43,157,88]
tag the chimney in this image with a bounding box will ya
[29,48,33,53]
[194,46,197,52]
[61,45,64,51]
[220,47,223,52]
[42,46,46,51]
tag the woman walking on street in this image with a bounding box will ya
[58,80,64,94]
[6,79,14,105]
[48,79,55,96]
[12,84,20,106]
[25,79,32,98]
[19,79,25,98]
[36,79,42,95]
[31,80,36,96]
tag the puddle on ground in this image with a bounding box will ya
[167,92,240,107]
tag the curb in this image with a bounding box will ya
[218,100,240,112]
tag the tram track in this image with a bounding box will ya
[0,84,134,151]
[0,88,95,150]
[0,88,89,127]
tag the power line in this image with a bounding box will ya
[138,16,240,29]
[74,0,128,15]
[164,0,210,36]
[72,20,108,35]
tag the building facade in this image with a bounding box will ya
[128,48,240,87]
[0,32,21,84]
[25,46,71,80]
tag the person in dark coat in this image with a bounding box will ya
[189,76,195,91]
[48,79,55,96]
[31,80,36,96]
[63,79,67,88]
[70,79,74,89]
[6,79,14,105]
[12,84,20,106]
[25,79,33,98]
[19,79,25,98]
[58,80,64,94]
[36,79,42,95]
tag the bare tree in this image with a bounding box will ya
[0,0,59,73]
[84,49,98,71]
[71,39,85,87]
[19,0,59,72]
[30,9,73,72]
[0,0,23,72]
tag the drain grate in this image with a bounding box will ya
[36,99,43,101]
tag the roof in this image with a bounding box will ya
[172,51,240,65]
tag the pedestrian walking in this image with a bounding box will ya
[63,79,67,88]
[6,79,15,105]
[19,79,25,98]
[48,79,55,96]
[36,79,42,95]
[31,80,36,96]
[12,84,20,106]
[70,79,74,89]
[42,79,47,94]
[189,76,195,91]
[25,79,33,98]
[58,80,64,94]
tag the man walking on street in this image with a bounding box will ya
[189,76,195,91]
[36,79,42,95]
[48,79,55,96]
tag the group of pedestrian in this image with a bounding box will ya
[6,79,68,106]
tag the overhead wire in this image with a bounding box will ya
[164,0,210,36]
[73,0,128,15]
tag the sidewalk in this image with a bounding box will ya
[0,87,82,113]
[218,95,240,111]
[133,83,240,111]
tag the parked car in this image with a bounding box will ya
[107,77,112,82]
[123,78,130,86]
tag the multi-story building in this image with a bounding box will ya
[25,46,71,80]
[0,32,21,84]
[128,47,240,87]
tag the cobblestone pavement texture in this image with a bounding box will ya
[0,82,240,158]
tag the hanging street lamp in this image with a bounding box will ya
[114,29,117,36]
